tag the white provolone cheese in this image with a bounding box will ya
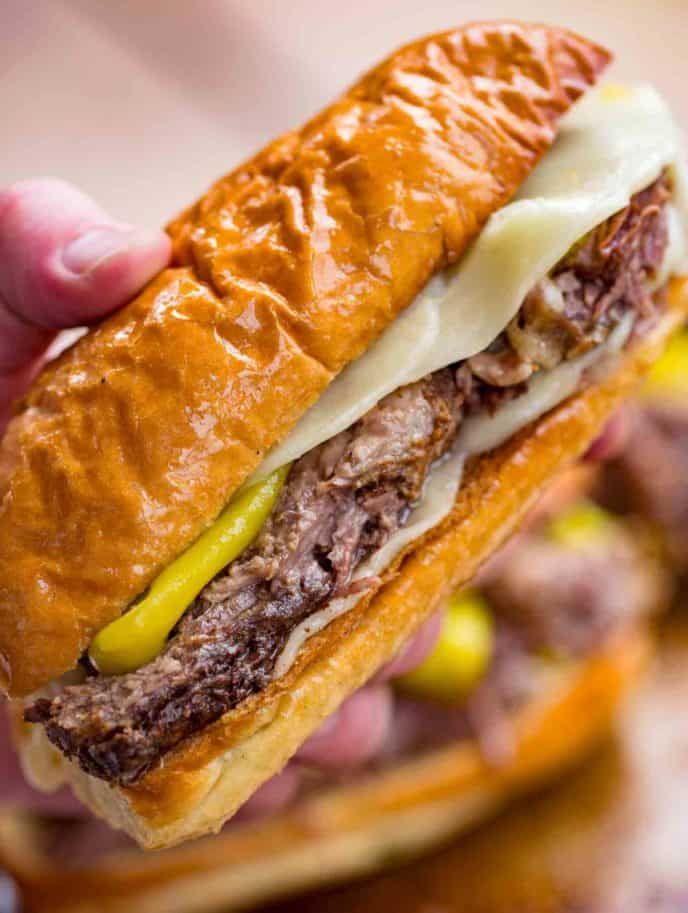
[274,449,465,677]
[253,85,687,482]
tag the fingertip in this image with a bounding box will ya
[584,410,630,462]
[376,610,445,682]
[56,227,172,325]
[295,686,394,768]
[234,766,301,822]
[0,178,172,332]
[0,178,173,386]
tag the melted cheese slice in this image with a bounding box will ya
[253,84,688,483]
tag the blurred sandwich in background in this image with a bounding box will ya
[598,331,688,576]
[0,473,668,913]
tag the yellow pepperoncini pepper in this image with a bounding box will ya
[89,466,290,676]
[547,499,616,551]
[396,591,493,703]
[642,330,688,401]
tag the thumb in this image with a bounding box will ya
[0,178,171,376]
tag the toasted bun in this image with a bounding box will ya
[14,279,688,849]
[0,22,610,696]
[5,629,649,913]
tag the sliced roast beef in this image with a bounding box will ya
[26,177,671,786]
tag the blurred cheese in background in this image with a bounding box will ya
[1,0,687,228]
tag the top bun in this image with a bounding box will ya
[0,22,610,695]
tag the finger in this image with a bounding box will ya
[584,410,629,461]
[374,609,445,682]
[295,685,393,768]
[0,362,42,432]
[0,178,171,376]
[233,766,302,822]
[0,706,84,816]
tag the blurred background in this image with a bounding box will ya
[2,0,687,227]
[3,2,688,912]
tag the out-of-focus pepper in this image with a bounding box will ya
[396,591,493,702]
[643,330,688,400]
[89,466,290,675]
[547,499,616,550]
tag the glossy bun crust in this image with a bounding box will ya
[15,281,688,849]
[6,630,648,913]
[0,22,610,695]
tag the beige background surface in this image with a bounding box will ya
[2,0,687,229]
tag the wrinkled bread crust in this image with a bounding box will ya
[0,22,609,695]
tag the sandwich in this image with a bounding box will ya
[2,21,688,850]
[1,490,667,913]
[597,331,688,574]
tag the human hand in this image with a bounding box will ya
[0,178,171,432]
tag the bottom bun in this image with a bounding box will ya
[15,278,688,849]
[2,629,649,913]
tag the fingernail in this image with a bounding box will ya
[61,226,136,275]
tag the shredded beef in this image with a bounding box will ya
[505,175,670,370]
[26,371,466,786]
[26,177,671,786]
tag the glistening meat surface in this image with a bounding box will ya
[26,177,670,786]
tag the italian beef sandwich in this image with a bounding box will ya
[1,21,687,849]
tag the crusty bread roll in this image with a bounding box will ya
[13,278,688,849]
[5,17,686,857]
[4,629,649,913]
[0,22,610,696]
